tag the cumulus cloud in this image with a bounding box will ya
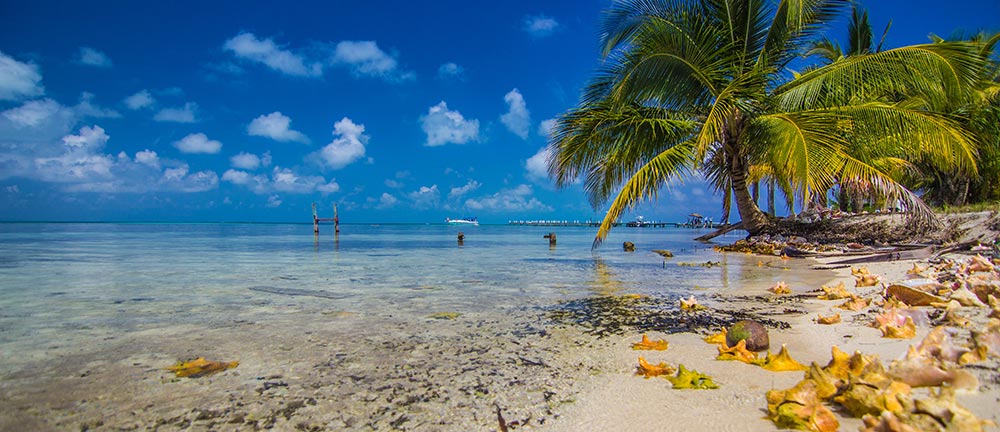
[134,149,160,168]
[538,118,557,137]
[223,32,321,77]
[74,92,120,118]
[2,98,64,127]
[330,41,414,82]
[407,185,440,209]
[523,15,560,37]
[313,117,368,169]
[230,151,271,170]
[420,101,479,147]
[500,88,530,139]
[266,194,282,207]
[124,90,154,110]
[377,192,398,209]
[449,180,481,199]
[465,184,551,212]
[437,62,464,80]
[77,47,112,68]
[384,179,403,188]
[223,165,338,195]
[154,102,197,123]
[247,111,309,143]
[173,133,222,154]
[525,147,551,181]
[0,50,44,100]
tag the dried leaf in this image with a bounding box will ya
[636,356,675,378]
[632,334,669,351]
[816,313,841,325]
[716,339,757,363]
[167,357,239,378]
[667,364,718,389]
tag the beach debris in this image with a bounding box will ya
[815,313,841,325]
[947,286,986,307]
[631,334,669,351]
[622,241,635,252]
[167,357,239,378]
[967,254,995,273]
[726,320,769,351]
[970,321,1000,358]
[968,277,1000,304]
[666,364,719,389]
[652,249,673,258]
[758,344,808,372]
[715,339,757,363]
[855,273,881,287]
[768,281,791,295]
[852,266,872,276]
[636,356,675,378]
[836,294,870,311]
[878,316,916,339]
[817,282,851,300]
[888,346,978,390]
[906,263,931,278]
[914,326,967,363]
[835,375,912,418]
[679,295,707,311]
[884,280,946,306]
[942,300,971,327]
[910,388,995,431]
[704,328,727,344]
[765,379,839,432]
[428,312,462,320]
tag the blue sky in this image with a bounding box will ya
[1,1,997,223]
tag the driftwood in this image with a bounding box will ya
[821,246,936,266]
[694,221,744,242]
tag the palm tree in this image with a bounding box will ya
[549,0,985,246]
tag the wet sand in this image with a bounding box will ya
[2,252,998,431]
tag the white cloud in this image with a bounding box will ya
[134,149,160,168]
[449,180,481,199]
[330,40,414,81]
[74,92,120,119]
[538,118,557,137]
[62,124,109,151]
[500,88,530,139]
[465,184,552,212]
[266,194,283,207]
[77,47,112,68]
[230,151,271,170]
[437,62,464,79]
[385,179,403,188]
[124,90,154,110]
[313,117,368,169]
[247,111,309,143]
[377,192,398,209]
[154,102,198,123]
[525,147,551,181]
[223,166,338,195]
[2,98,63,127]
[223,32,321,77]
[173,133,222,154]
[420,101,479,146]
[222,169,252,185]
[523,15,560,37]
[0,51,44,100]
[407,184,440,209]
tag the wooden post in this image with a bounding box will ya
[334,204,340,233]
[312,203,319,234]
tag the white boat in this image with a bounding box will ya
[446,217,479,226]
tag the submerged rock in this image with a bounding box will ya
[726,320,769,352]
[623,241,635,252]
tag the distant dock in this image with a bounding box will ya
[507,220,723,228]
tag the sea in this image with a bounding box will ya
[0,222,827,429]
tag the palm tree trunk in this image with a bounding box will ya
[767,179,776,216]
[726,141,769,234]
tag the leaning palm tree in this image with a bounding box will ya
[549,0,985,246]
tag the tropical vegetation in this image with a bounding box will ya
[547,0,999,246]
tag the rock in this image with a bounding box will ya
[726,320,769,352]
[652,249,673,258]
[623,241,635,252]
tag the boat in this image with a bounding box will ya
[446,217,479,226]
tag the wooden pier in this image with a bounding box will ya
[312,203,339,234]
[507,220,723,228]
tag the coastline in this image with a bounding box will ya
[548,251,1000,432]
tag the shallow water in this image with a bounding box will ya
[0,222,825,430]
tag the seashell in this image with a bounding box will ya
[856,274,881,287]
[636,356,675,378]
[768,281,791,295]
[942,300,971,328]
[884,281,947,306]
[836,294,870,311]
[906,262,930,278]
[716,339,757,363]
[915,326,968,363]
[818,281,851,300]
[888,346,978,390]
[967,254,995,273]
[632,334,669,351]
[759,344,808,372]
[666,364,718,389]
[816,313,841,324]
[948,286,986,307]
[679,295,707,311]
[835,376,911,418]
[873,307,930,329]
[879,316,916,339]
[968,278,1000,304]
[767,380,839,432]
[822,346,852,380]
[852,266,871,276]
[703,328,727,344]
[971,326,1000,358]
[913,388,995,431]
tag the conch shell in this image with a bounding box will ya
[947,286,986,307]
[759,344,808,372]
[716,339,757,363]
[167,357,239,378]
[816,313,841,325]
[878,316,916,339]
[906,262,930,278]
[818,282,851,300]
[636,356,675,378]
[856,274,881,287]
[632,334,669,351]
[768,281,791,295]
[852,266,872,276]
[766,379,839,432]
[884,280,947,306]
[836,294,870,311]
[967,254,995,273]
[667,364,719,389]
[888,346,978,390]
[703,328,727,344]
[680,295,707,311]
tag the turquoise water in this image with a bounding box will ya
[0,222,779,374]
